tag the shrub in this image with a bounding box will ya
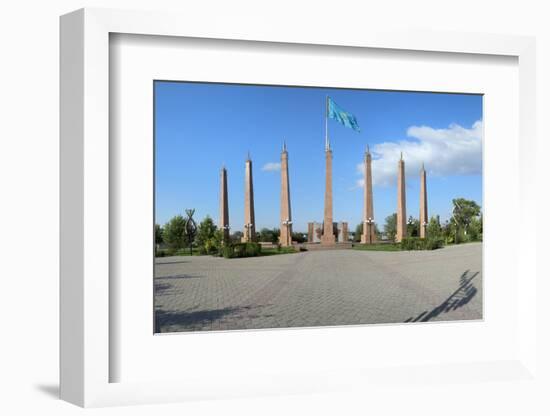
[401,237,422,251]
[156,248,176,257]
[245,242,261,257]
[400,237,443,251]
[222,245,235,258]
[425,237,444,250]
[233,243,245,257]
[221,242,261,258]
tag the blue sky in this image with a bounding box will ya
[155,81,482,232]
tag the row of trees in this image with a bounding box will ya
[157,198,482,254]
[156,213,307,255]
[156,211,220,255]
[352,198,482,244]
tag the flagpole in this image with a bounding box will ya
[325,96,329,151]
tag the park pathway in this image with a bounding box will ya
[154,243,482,332]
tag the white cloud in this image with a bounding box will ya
[355,120,482,188]
[261,162,281,172]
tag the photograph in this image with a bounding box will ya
[153,81,483,333]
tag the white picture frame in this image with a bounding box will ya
[60,8,537,408]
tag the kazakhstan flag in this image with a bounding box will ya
[327,97,361,132]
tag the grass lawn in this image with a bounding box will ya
[352,243,402,252]
[260,247,298,256]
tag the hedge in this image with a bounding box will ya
[221,242,262,258]
[400,237,444,251]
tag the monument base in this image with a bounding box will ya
[360,235,377,244]
[303,242,352,251]
[320,235,336,245]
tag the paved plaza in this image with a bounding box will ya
[154,243,482,333]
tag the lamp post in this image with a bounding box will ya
[422,221,428,238]
[364,217,374,244]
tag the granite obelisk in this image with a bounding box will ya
[396,153,407,242]
[279,142,293,247]
[361,145,376,244]
[321,138,336,245]
[242,154,256,242]
[419,163,428,239]
[219,166,230,242]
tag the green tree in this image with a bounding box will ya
[259,228,280,243]
[426,216,442,238]
[231,231,243,243]
[468,216,483,241]
[450,198,481,243]
[407,216,420,237]
[452,198,481,230]
[384,213,397,241]
[354,223,363,242]
[291,232,307,244]
[155,224,164,246]
[163,215,187,250]
[196,215,220,254]
[196,216,217,246]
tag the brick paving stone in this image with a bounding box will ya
[154,243,482,333]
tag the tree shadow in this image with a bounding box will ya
[154,274,205,296]
[154,282,173,296]
[155,259,190,265]
[405,270,479,323]
[155,304,269,332]
[156,273,204,280]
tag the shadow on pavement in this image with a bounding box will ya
[155,304,272,332]
[405,269,479,323]
[154,274,205,296]
[155,259,190,265]
[156,273,204,281]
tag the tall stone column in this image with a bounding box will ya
[219,166,230,243]
[396,153,407,242]
[242,154,256,242]
[419,163,428,239]
[321,145,336,245]
[361,146,376,244]
[279,142,293,247]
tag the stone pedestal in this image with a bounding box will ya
[338,222,349,243]
[308,222,322,243]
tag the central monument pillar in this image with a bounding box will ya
[361,146,376,244]
[321,141,336,245]
[279,142,293,247]
[396,153,407,242]
[242,154,256,242]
